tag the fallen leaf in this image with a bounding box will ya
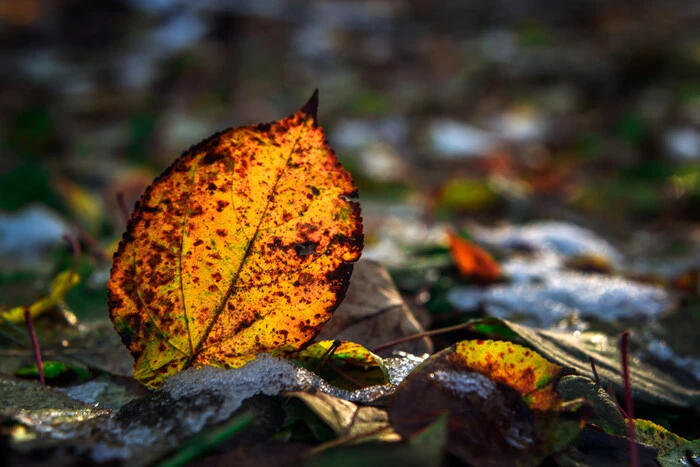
[288,390,399,443]
[471,317,700,408]
[558,375,627,436]
[447,230,501,283]
[316,259,432,356]
[633,418,688,455]
[455,339,564,411]
[1,269,80,323]
[304,412,448,467]
[388,340,576,466]
[291,340,389,390]
[657,439,700,467]
[108,91,363,388]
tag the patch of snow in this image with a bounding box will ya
[449,272,669,327]
[665,126,700,161]
[92,353,424,462]
[430,370,497,399]
[56,381,109,404]
[471,221,622,264]
[0,205,72,270]
[427,119,498,159]
[500,253,563,284]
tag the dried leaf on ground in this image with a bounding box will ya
[108,91,363,388]
[316,259,432,356]
[287,390,399,443]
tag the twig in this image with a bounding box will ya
[372,321,473,354]
[23,307,45,385]
[312,340,342,373]
[620,331,638,467]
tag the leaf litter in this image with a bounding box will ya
[4,95,700,467]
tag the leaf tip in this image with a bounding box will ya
[300,89,319,120]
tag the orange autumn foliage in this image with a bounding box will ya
[447,230,501,283]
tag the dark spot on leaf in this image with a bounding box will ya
[294,241,318,257]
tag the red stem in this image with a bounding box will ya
[620,331,638,467]
[23,308,45,385]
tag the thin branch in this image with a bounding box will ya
[372,321,473,354]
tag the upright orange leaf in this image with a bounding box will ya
[108,91,363,388]
[447,230,501,283]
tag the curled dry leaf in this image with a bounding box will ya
[108,91,363,388]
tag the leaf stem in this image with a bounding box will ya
[372,321,474,354]
[620,331,638,467]
[23,307,45,385]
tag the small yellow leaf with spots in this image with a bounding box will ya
[633,418,688,455]
[290,340,389,389]
[108,91,363,388]
[455,340,563,411]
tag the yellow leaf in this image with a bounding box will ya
[633,418,688,455]
[108,91,363,388]
[290,340,389,389]
[454,339,563,411]
[1,270,80,323]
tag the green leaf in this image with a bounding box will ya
[634,419,688,455]
[14,360,90,381]
[558,375,627,436]
[657,439,700,467]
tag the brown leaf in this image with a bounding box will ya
[316,259,432,356]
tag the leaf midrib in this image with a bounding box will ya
[187,114,311,364]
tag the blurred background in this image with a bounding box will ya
[2,0,700,320]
